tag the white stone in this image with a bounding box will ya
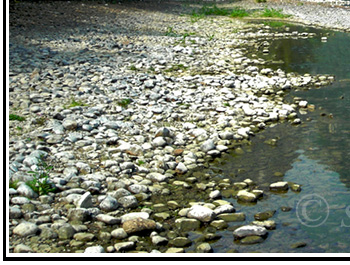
[187,205,216,222]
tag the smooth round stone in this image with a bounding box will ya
[111,228,128,239]
[187,205,216,222]
[84,246,105,253]
[13,222,39,237]
[233,225,268,239]
[14,244,34,253]
[196,242,212,253]
[270,181,289,191]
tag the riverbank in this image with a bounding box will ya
[7,0,349,254]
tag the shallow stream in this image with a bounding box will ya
[209,26,350,253]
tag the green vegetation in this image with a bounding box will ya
[261,8,291,18]
[26,156,56,195]
[129,65,137,71]
[137,160,145,166]
[9,180,20,189]
[191,5,250,18]
[165,26,178,37]
[64,98,88,109]
[263,21,291,27]
[117,98,132,108]
[9,114,25,122]
[165,64,189,73]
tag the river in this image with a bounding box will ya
[207,25,350,253]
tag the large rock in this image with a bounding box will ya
[13,222,39,237]
[187,205,216,222]
[146,172,169,182]
[122,217,156,235]
[233,225,268,239]
[118,195,138,209]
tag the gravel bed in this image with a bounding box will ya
[7,0,348,254]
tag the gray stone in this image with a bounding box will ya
[96,214,121,225]
[114,241,135,252]
[270,181,289,191]
[233,225,268,239]
[196,242,212,253]
[122,218,156,234]
[175,218,201,231]
[14,244,34,253]
[118,195,138,209]
[9,206,22,219]
[76,191,93,208]
[99,195,119,212]
[175,162,188,174]
[84,246,105,253]
[13,222,39,237]
[111,228,128,239]
[121,212,149,223]
[146,172,169,182]
[68,208,91,222]
[237,190,257,203]
[187,205,216,222]
[57,223,76,239]
[214,204,235,215]
[201,139,215,152]
[152,137,167,147]
[151,235,168,245]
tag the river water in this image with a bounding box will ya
[208,26,350,253]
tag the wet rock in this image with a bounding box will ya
[73,232,96,242]
[122,217,156,235]
[169,237,192,247]
[218,213,246,222]
[291,242,307,249]
[201,139,216,152]
[237,190,257,203]
[196,242,212,253]
[147,172,169,182]
[165,247,184,253]
[214,204,235,215]
[270,181,289,191]
[175,218,201,231]
[240,235,264,245]
[252,220,276,230]
[151,234,168,246]
[233,225,268,239]
[120,212,149,223]
[187,205,216,222]
[210,220,228,230]
[254,210,276,221]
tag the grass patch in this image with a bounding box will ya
[117,98,132,108]
[261,8,291,18]
[164,64,189,73]
[64,98,88,109]
[191,5,250,19]
[263,21,290,27]
[9,114,25,122]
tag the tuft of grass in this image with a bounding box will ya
[261,8,291,18]
[117,98,132,108]
[9,180,20,189]
[165,26,178,37]
[64,99,88,109]
[9,114,25,122]
[129,65,137,71]
[137,160,145,166]
[230,8,249,18]
[26,155,56,195]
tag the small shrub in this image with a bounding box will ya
[9,114,25,121]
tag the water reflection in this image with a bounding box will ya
[214,27,350,252]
